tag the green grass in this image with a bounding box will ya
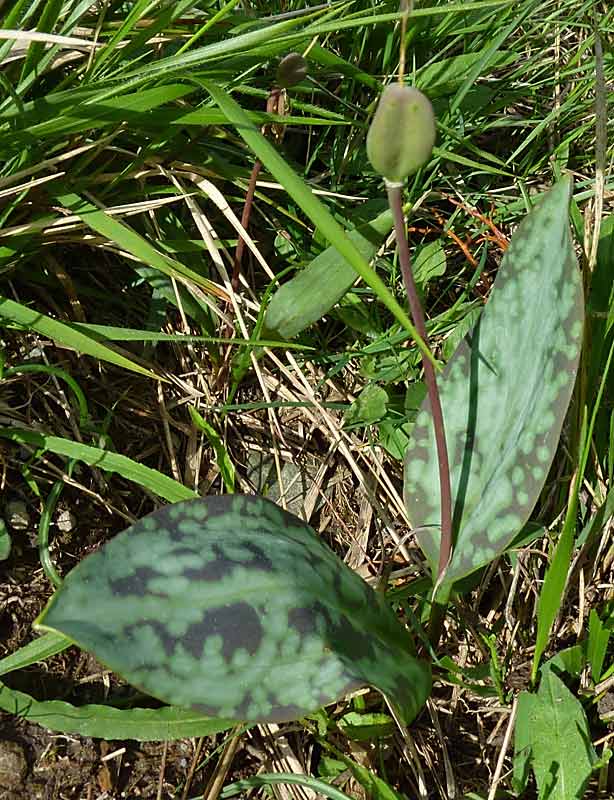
[1,0,613,797]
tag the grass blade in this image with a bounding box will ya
[0,428,196,503]
[532,336,614,681]
[0,296,159,379]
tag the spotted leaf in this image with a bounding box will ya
[35,495,431,725]
[404,178,583,592]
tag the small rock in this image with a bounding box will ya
[5,500,30,531]
[0,740,28,789]
[56,509,76,533]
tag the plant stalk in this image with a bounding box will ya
[386,183,453,579]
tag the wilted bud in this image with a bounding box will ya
[276,52,308,88]
[366,85,436,184]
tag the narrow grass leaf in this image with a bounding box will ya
[0,633,71,676]
[0,680,234,741]
[120,13,318,83]
[36,495,431,725]
[4,364,89,428]
[0,429,196,503]
[587,610,610,683]
[221,773,357,800]
[532,335,614,680]
[0,296,159,379]
[188,407,235,493]
[68,322,309,349]
[56,193,222,295]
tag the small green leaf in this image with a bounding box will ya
[337,711,394,741]
[344,760,407,800]
[413,240,447,288]
[514,670,598,800]
[344,384,389,428]
[35,495,430,725]
[404,178,584,590]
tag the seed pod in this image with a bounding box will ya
[276,52,308,88]
[366,85,436,184]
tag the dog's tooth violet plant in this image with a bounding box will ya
[35,495,432,725]
[30,69,583,738]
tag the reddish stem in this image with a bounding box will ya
[232,159,262,292]
[387,184,453,578]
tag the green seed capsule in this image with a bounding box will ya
[276,52,308,88]
[366,85,436,184]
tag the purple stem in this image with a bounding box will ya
[387,184,453,578]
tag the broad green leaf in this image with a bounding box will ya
[0,428,196,503]
[404,178,584,591]
[35,495,431,725]
[0,296,159,379]
[263,210,394,340]
[0,680,234,741]
[514,670,598,799]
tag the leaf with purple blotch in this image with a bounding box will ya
[35,495,431,725]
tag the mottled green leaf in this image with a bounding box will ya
[263,210,393,340]
[36,495,430,725]
[404,178,584,589]
[514,670,598,799]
